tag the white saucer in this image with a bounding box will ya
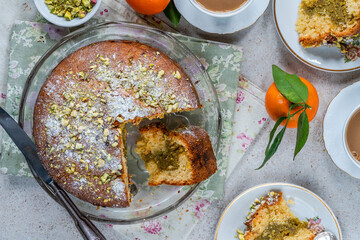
[274,0,360,72]
[174,0,270,34]
[323,81,360,179]
[215,183,342,240]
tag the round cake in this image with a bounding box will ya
[33,41,200,207]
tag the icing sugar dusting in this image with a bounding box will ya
[177,127,197,138]
[105,92,154,120]
[45,116,62,136]
[111,179,126,200]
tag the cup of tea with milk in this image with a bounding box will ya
[190,0,251,16]
[344,106,360,167]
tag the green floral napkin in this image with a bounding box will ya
[1,16,269,239]
[0,21,242,201]
[0,21,69,177]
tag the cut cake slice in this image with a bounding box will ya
[243,192,316,240]
[296,0,360,47]
[135,123,217,186]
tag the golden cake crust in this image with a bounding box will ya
[169,125,218,185]
[33,41,200,207]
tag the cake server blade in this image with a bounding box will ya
[0,107,51,183]
[0,107,106,240]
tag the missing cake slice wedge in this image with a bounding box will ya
[135,123,217,186]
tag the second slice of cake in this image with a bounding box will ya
[243,192,316,240]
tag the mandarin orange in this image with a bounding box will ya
[265,77,319,128]
[126,0,170,15]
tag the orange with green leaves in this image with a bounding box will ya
[258,65,319,169]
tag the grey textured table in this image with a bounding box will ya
[1,1,360,239]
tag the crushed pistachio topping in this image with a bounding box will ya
[173,70,181,79]
[91,58,191,114]
[44,0,97,21]
[157,70,165,79]
[101,173,111,183]
[235,229,245,240]
[246,192,279,218]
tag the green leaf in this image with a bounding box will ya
[272,65,308,104]
[257,120,289,170]
[163,0,181,27]
[294,111,309,159]
[265,116,287,155]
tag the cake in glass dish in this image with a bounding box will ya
[33,40,217,208]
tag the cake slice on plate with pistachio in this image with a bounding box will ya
[238,192,316,240]
[296,0,360,61]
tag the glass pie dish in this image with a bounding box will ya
[18,21,221,224]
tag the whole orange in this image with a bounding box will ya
[126,0,170,15]
[265,77,319,128]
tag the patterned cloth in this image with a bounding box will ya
[0,1,268,239]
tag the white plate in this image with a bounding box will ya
[323,81,360,179]
[274,0,360,72]
[174,0,270,34]
[34,0,101,27]
[215,183,342,240]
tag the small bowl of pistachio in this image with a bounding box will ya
[34,0,101,27]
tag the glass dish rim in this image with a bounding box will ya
[18,21,222,224]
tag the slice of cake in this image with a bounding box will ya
[135,123,217,186]
[296,0,360,48]
[243,192,316,240]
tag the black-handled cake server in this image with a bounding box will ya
[0,107,106,240]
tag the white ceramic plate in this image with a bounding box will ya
[174,0,270,34]
[34,0,101,27]
[215,183,342,240]
[274,0,360,72]
[323,81,360,179]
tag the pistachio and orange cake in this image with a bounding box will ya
[296,0,360,47]
[33,40,216,208]
[237,192,316,240]
[296,0,360,60]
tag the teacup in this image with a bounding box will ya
[343,105,360,168]
[189,0,253,17]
